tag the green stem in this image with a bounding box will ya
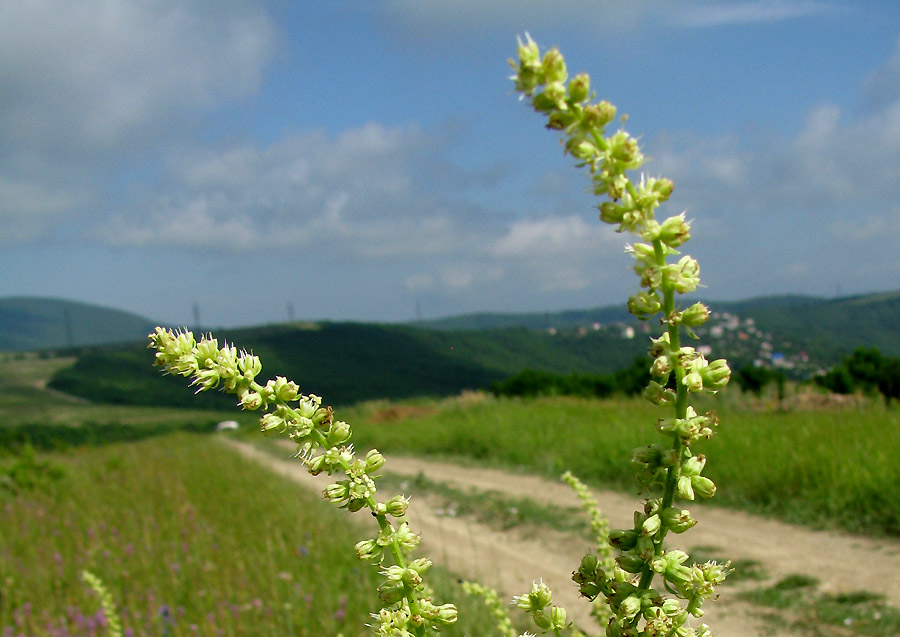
[633,241,691,612]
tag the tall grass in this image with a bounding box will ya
[0,433,503,635]
[348,394,900,536]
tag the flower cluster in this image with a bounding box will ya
[512,580,570,634]
[511,34,731,636]
[81,571,122,637]
[148,327,456,636]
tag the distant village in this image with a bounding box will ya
[544,311,819,378]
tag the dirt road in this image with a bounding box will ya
[224,440,900,636]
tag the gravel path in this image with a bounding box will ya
[224,439,900,636]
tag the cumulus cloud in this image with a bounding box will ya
[0,1,275,152]
[94,123,474,259]
[0,0,277,241]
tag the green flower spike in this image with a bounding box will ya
[511,35,732,636]
[149,326,456,635]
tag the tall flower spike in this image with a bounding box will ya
[149,327,456,635]
[512,35,731,636]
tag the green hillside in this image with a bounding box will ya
[49,323,503,408]
[0,297,157,351]
[48,321,651,409]
[21,289,900,409]
[716,291,900,364]
[420,290,900,366]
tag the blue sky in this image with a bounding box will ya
[2,1,899,328]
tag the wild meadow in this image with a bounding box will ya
[347,392,900,537]
[7,34,900,637]
[0,358,508,636]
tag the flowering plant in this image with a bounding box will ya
[149,35,731,637]
[508,34,731,637]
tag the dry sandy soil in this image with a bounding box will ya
[224,439,900,636]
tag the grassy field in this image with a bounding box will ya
[2,434,382,635]
[0,356,517,636]
[345,390,900,537]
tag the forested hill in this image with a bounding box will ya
[0,297,157,351]
[417,290,900,363]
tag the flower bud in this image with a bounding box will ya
[643,381,675,406]
[432,603,457,625]
[599,201,626,225]
[641,513,661,537]
[393,522,420,551]
[682,454,706,476]
[671,256,701,294]
[306,453,326,475]
[582,101,617,130]
[619,594,642,620]
[661,507,697,533]
[326,420,351,446]
[581,553,600,573]
[532,610,551,630]
[608,530,637,555]
[692,476,717,499]
[609,131,644,167]
[378,580,407,606]
[239,390,263,411]
[682,370,704,392]
[385,494,410,517]
[681,302,710,327]
[617,552,645,574]
[567,138,598,160]
[533,82,567,112]
[650,355,671,378]
[541,48,567,83]
[628,290,662,319]
[700,359,731,389]
[676,475,695,501]
[568,73,590,103]
[355,539,381,562]
[658,214,691,247]
[550,606,568,629]
[548,109,578,130]
[324,481,349,503]
[365,448,386,473]
[270,376,299,402]
[260,412,284,432]
[661,598,684,617]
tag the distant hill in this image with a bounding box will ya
[419,306,632,330]
[0,297,158,351]
[712,291,900,364]
[418,290,900,366]
[18,288,900,408]
[47,322,649,409]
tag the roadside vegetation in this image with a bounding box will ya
[0,356,514,636]
[347,390,900,537]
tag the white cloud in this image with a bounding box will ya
[492,214,615,258]
[380,0,846,41]
[0,1,276,152]
[677,1,844,28]
[0,177,85,244]
[93,123,472,258]
[0,0,278,243]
